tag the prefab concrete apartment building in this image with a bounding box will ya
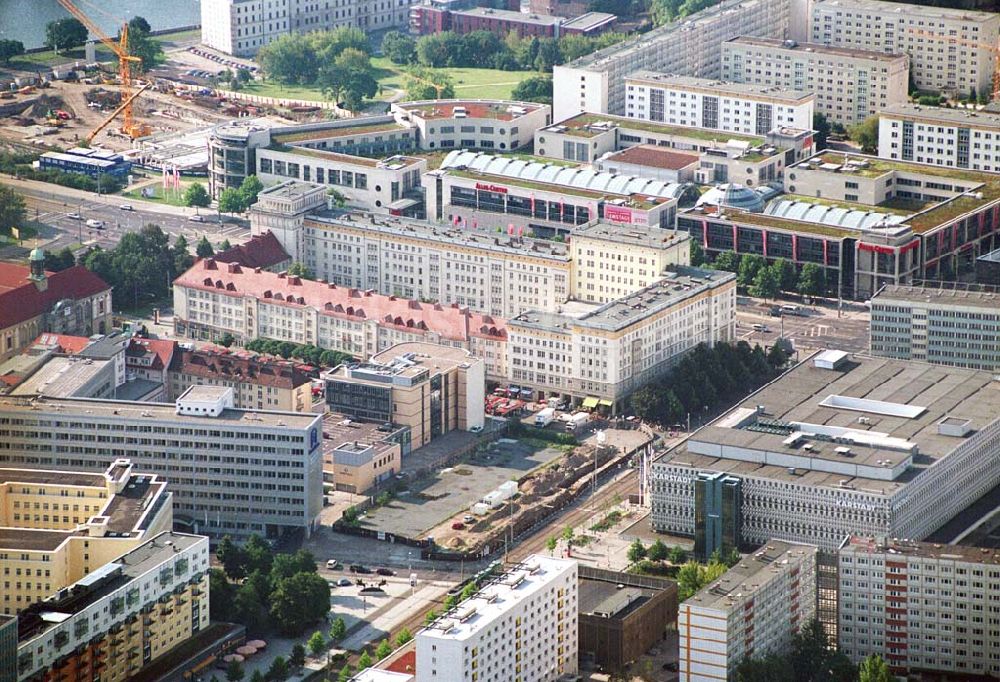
[878,104,1000,172]
[0,387,323,541]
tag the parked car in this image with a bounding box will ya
[85,219,104,229]
[188,214,206,222]
[326,559,340,570]
[67,212,82,220]
[376,567,396,576]
[337,577,353,587]
[119,204,133,211]
[451,522,465,530]
[350,564,372,574]
[463,514,475,523]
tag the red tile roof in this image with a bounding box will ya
[169,348,312,389]
[212,232,290,270]
[125,338,176,371]
[175,259,508,343]
[0,264,111,329]
[31,333,93,355]
[604,145,700,170]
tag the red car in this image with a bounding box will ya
[451,522,465,531]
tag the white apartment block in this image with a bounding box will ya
[416,555,578,682]
[838,536,1000,678]
[0,388,323,541]
[552,0,792,120]
[679,541,818,682]
[722,37,909,127]
[625,72,814,136]
[878,103,1000,171]
[201,0,415,56]
[809,0,1000,97]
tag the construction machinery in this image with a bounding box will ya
[86,82,151,143]
[909,27,1000,100]
[55,0,151,139]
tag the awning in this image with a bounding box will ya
[582,397,599,409]
[389,198,419,210]
[598,399,613,407]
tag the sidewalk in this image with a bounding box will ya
[341,583,449,652]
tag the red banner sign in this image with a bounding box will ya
[604,205,634,224]
[475,182,507,194]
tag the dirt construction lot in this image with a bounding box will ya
[357,439,567,541]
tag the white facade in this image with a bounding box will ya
[390,100,552,153]
[201,0,416,56]
[838,537,1000,678]
[878,104,1000,171]
[809,0,1000,97]
[552,0,792,120]
[721,37,910,127]
[416,555,578,682]
[679,541,817,682]
[625,73,814,136]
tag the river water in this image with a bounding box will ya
[0,0,200,49]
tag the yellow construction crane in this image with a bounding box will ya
[86,82,151,144]
[909,27,1000,100]
[56,0,150,139]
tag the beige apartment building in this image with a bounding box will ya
[0,459,173,615]
[721,37,910,127]
[325,342,486,449]
[168,346,314,412]
[809,0,1000,97]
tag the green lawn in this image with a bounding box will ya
[371,57,537,101]
[7,45,114,70]
[121,179,203,207]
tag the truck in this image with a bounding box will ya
[535,407,556,427]
[566,412,589,432]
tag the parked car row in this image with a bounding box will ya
[325,559,396,576]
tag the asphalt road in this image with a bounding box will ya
[735,297,871,355]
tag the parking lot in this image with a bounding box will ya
[357,439,567,541]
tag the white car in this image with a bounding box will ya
[188,214,206,223]
[85,219,104,229]
[118,204,133,211]
[326,559,340,570]
[67,212,82,220]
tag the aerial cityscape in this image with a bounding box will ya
[2,0,1000,680]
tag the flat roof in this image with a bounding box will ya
[685,540,816,611]
[546,112,765,145]
[178,385,233,402]
[841,535,1000,565]
[258,179,327,199]
[0,467,105,488]
[574,223,690,251]
[812,0,999,22]
[725,36,907,62]
[11,356,111,397]
[0,395,319,429]
[880,103,1000,129]
[271,120,405,144]
[371,342,476,369]
[602,145,700,170]
[395,99,546,122]
[321,413,398,464]
[656,353,1000,493]
[626,72,813,104]
[874,284,1000,310]
[511,266,734,333]
[562,11,616,31]
[453,7,561,25]
[579,578,656,619]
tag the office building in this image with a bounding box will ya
[408,5,615,38]
[321,412,405,493]
[0,615,14,682]
[390,100,551,154]
[624,73,815,136]
[172,257,509,379]
[168,347,314,412]
[0,459,173,615]
[38,148,131,179]
[722,37,909,127]
[0,252,112,363]
[679,541,817,682]
[809,0,1000,97]
[651,351,1000,551]
[878,104,1000,172]
[507,267,735,410]
[838,535,1000,678]
[677,151,1000,300]
[578,566,678,672]
[325,342,485,449]
[870,284,1000,371]
[201,0,417,56]
[8,355,116,400]
[427,150,689,235]
[416,555,578,682]
[551,0,792,120]
[0,387,323,541]
[14,531,210,682]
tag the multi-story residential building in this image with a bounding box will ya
[878,104,1000,172]
[536,113,815,182]
[13,531,210,682]
[571,223,690,303]
[0,386,323,541]
[838,535,1000,678]
[721,37,910,127]
[624,73,815,136]
[325,342,485,449]
[0,251,112,363]
[809,0,1000,97]
[201,0,416,56]
[427,150,689,234]
[408,6,615,38]
[415,555,578,682]
[679,541,817,682]
[651,350,1000,551]
[869,284,1000,371]
[0,459,173,615]
[507,266,735,409]
[172,256,509,378]
[391,100,551,153]
[167,347,314,411]
[551,0,793,120]
[677,151,1000,299]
